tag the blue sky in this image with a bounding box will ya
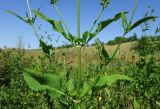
[0,0,159,49]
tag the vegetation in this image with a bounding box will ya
[132,35,160,56]
[107,34,138,45]
[0,0,160,109]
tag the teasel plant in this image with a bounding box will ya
[7,0,157,108]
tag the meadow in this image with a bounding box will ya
[1,37,160,108]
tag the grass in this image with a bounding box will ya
[24,42,136,66]
[1,40,160,108]
[3,41,159,69]
[24,41,160,68]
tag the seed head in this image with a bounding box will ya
[101,0,110,9]
[50,0,58,4]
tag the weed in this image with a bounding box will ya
[6,0,157,108]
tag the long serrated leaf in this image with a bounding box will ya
[24,72,47,91]
[82,31,89,43]
[80,83,92,98]
[95,12,127,33]
[87,12,127,43]
[65,79,75,95]
[92,74,132,92]
[23,69,65,98]
[129,16,157,31]
[121,12,128,31]
[32,10,67,37]
[6,10,27,23]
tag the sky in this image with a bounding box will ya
[0,0,160,49]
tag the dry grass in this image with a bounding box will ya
[25,42,140,69]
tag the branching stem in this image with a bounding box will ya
[89,8,104,33]
[26,0,32,19]
[54,4,71,34]
[129,0,138,25]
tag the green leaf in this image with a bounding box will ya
[96,12,121,32]
[101,47,110,60]
[23,69,65,98]
[73,37,83,44]
[80,83,92,98]
[87,12,127,42]
[96,12,127,33]
[129,16,157,31]
[24,71,47,91]
[121,12,128,31]
[82,31,89,43]
[134,99,140,109]
[155,27,160,34]
[6,10,36,25]
[95,39,110,64]
[96,39,111,65]
[32,10,68,38]
[65,79,76,96]
[57,98,69,108]
[67,33,75,42]
[6,10,27,23]
[39,39,53,57]
[92,74,132,91]
[86,33,97,43]
[156,101,160,107]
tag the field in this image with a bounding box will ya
[25,42,136,67]
[1,39,160,109]
[26,41,159,68]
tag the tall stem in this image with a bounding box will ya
[54,4,71,34]
[77,0,81,39]
[26,0,32,19]
[76,46,81,94]
[109,33,126,60]
[76,0,81,95]
[31,25,40,40]
[129,0,138,25]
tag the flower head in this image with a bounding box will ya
[101,0,110,9]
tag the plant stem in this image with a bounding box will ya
[26,0,32,19]
[89,8,104,33]
[129,0,138,25]
[76,0,81,96]
[54,4,71,34]
[109,33,126,60]
[76,46,81,94]
[31,25,40,40]
[83,8,104,45]
[77,0,81,39]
